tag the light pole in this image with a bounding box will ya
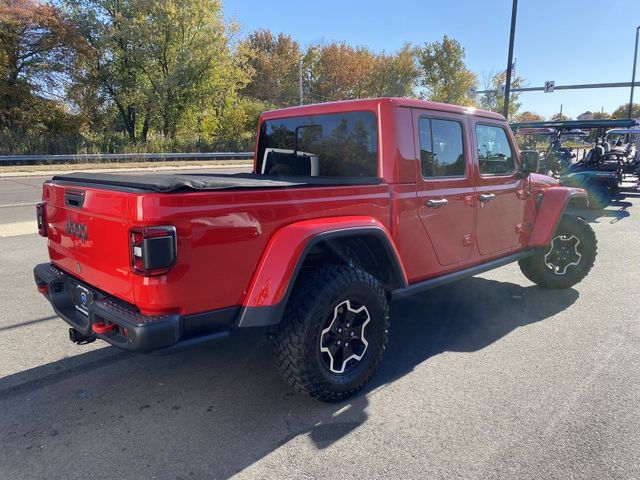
[503,0,518,119]
[629,25,640,119]
[299,59,304,105]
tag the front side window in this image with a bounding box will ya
[256,111,378,177]
[418,117,466,178]
[476,124,516,175]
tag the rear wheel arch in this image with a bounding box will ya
[237,227,407,327]
[299,231,407,292]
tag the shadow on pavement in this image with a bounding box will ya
[0,315,58,332]
[0,277,578,479]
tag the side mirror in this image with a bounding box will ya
[519,149,540,175]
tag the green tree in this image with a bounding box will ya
[66,0,246,142]
[65,0,150,141]
[478,70,525,119]
[416,35,477,106]
[133,0,245,139]
[367,44,419,98]
[551,112,570,121]
[611,103,640,119]
[240,30,301,107]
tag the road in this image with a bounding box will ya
[0,166,248,231]
[0,170,639,479]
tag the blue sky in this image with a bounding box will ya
[223,0,639,118]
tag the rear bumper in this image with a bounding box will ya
[33,263,238,353]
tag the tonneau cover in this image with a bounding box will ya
[50,172,383,193]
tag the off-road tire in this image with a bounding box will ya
[270,265,389,402]
[519,215,597,289]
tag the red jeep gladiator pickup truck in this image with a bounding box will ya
[34,98,597,402]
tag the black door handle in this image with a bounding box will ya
[426,199,448,208]
[64,189,85,208]
[478,193,496,203]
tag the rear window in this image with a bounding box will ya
[256,111,378,177]
[418,117,466,178]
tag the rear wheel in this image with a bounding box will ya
[519,215,597,289]
[271,265,389,402]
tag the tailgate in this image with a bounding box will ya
[42,181,136,304]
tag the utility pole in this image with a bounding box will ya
[299,59,304,105]
[503,0,518,119]
[560,104,563,118]
[628,25,639,118]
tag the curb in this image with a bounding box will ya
[0,162,253,178]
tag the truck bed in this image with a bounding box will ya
[51,172,383,193]
[40,174,392,318]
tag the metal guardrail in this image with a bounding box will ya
[0,152,254,164]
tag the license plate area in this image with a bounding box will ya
[72,283,95,316]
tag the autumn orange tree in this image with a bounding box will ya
[301,41,419,104]
[303,42,375,102]
[0,5,505,155]
[515,111,543,123]
[0,0,80,142]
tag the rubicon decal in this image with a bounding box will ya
[65,215,88,242]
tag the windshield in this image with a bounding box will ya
[256,111,378,177]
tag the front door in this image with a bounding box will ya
[472,121,527,256]
[412,109,476,266]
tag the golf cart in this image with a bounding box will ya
[605,125,640,175]
[513,127,556,173]
[512,119,638,209]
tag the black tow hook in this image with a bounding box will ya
[69,328,96,345]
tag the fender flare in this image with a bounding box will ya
[237,216,407,327]
[528,187,588,247]
[561,171,617,189]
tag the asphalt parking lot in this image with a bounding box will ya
[0,172,639,479]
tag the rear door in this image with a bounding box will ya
[471,121,527,255]
[411,109,476,266]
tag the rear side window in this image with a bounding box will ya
[257,111,378,177]
[418,117,466,178]
[476,124,516,175]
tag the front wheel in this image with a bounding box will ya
[519,215,597,289]
[270,265,389,402]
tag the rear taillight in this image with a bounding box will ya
[129,226,177,276]
[36,202,47,237]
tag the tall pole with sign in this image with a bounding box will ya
[299,59,304,105]
[503,0,518,119]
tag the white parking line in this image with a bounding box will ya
[0,221,37,237]
[0,202,38,208]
